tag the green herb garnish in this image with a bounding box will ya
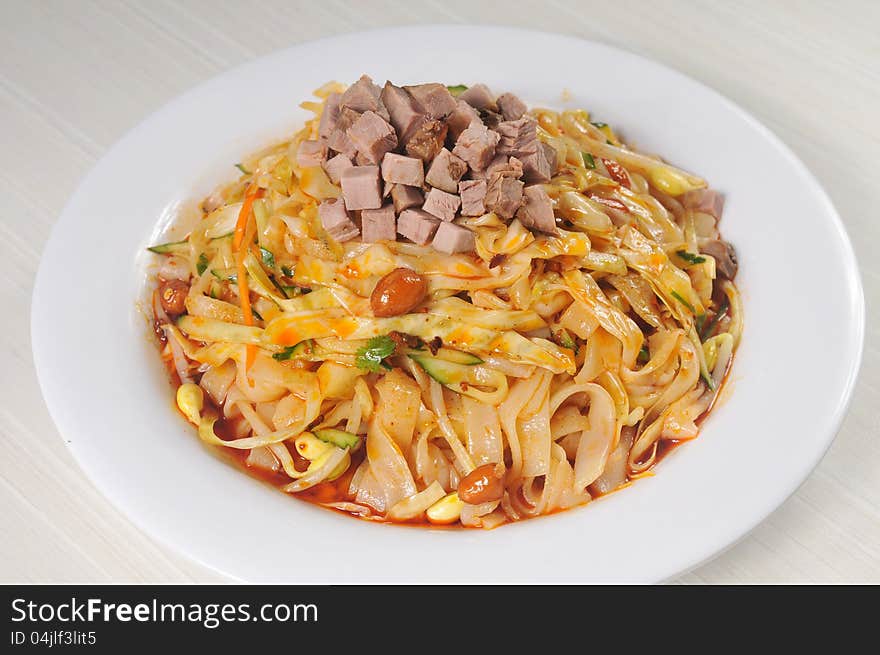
[638,344,650,365]
[676,250,706,265]
[582,152,596,169]
[591,121,608,129]
[196,253,209,275]
[670,290,696,313]
[260,247,275,270]
[251,308,263,322]
[700,297,730,341]
[447,84,468,96]
[355,335,396,372]
[281,265,294,278]
[235,163,250,175]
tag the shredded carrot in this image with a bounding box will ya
[234,183,265,251]
[232,182,265,383]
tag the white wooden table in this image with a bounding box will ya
[2,0,877,583]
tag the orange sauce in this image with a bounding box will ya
[154,311,737,529]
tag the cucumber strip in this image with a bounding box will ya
[210,268,237,282]
[408,353,473,385]
[312,428,359,449]
[406,347,482,365]
[435,347,483,365]
[147,239,188,255]
[148,232,233,256]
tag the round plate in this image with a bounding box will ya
[32,26,864,583]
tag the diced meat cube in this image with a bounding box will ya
[425,148,467,193]
[453,121,500,171]
[492,155,524,179]
[516,185,557,235]
[459,84,496,111]
[468,153,505,180]
[497,92,527,121]
[340,165,382,210]
[481,109,503,130]
[404,83,457,120]
[521,142,558,183]
[381,82,425,143]
[391,185,424,213]
[485,160,525,220]
[422,188,461,222]
[318,93,341,141]
[405,119,448,162]
[447,99,481,142]
[397,209,441,245]
[542,142,558,173]
[485,176,524,219]
[700,239,738,279]
[347,111,398,165]
[682,188,725,220]
[496,117,538,157]
[323,153,354,184]
[340,75,389,121]
[361,204,397,243]
[318,198,359,242]
[459,179,487,216]
[296,139,326,168]
[381,153,424,187]
[432,222,475,254]
[327,106,360,158]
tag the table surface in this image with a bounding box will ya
[2,0,878,584]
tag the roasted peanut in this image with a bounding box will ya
[159,279,189,316]
[370,268,427,317]
[457,463,505,504]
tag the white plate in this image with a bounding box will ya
[32,26,864,583]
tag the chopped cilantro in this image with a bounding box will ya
[196,253,209,275]
[582,152,596,169]
[355,335,396,372]
[235,163,250,175]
